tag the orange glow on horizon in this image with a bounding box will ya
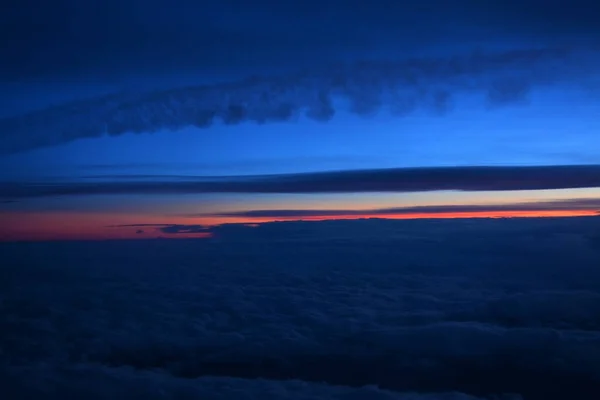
[0,208,597,242]
[246,209,598,222]
[0,212,212,242]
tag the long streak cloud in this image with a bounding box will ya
[2,165,600,199]
[1,46,599,155]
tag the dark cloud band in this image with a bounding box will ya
[3,164,600,199]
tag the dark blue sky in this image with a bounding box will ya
[1,0,600,239]
[2,0,599,81]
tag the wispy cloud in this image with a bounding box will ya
[1,46,598,154]
[107,223,212,235]
[3,165,600,199]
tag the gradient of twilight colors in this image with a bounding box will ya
[1,0,600,241]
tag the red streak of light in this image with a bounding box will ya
[203,209,598,225]
[264,210,598,221]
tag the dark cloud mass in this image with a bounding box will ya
[2,0,600,154]
[3,165,600,199]
[107,223,211,235]
[158,224,211,234]
[1,46,599,154]
[2,217,600,399]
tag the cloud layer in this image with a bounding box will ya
[2,217,600,399]
[3,165,600,199]
[1,46,599,154]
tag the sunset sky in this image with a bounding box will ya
[1,0,600,240]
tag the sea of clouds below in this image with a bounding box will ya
[1,217,600,400]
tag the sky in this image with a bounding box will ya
[1,0,600,240]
